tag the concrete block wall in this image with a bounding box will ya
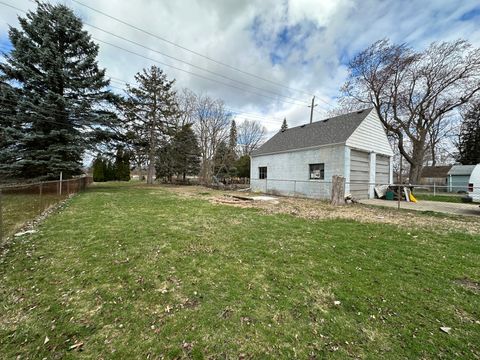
[250,144,345,199]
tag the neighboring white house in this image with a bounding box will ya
[250,108,394,199]
[467,164,480,202]
[447,164,477,193]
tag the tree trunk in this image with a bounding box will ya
[330,175,345,206]
[408,140,427,184]
[147,150,155,184]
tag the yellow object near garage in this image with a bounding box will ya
[409,193,417,203]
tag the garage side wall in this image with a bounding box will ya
[250,144,345,199]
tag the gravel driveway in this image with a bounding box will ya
[360,199,480,216]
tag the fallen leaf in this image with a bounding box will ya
[44,336,49,345]
[440,326,451,334]
[69,342,84,350]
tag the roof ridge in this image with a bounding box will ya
[253,108,373,156]
[282,107,373,132]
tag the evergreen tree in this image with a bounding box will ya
[235,154,251,178]
[171,124,200,181]
[104,160,116,181]
[92,157,105,182]
[281,118,288,132]
[0,2,119,180]
[155,143,175,182]
[213,140,230,178]
[123,66,178,184]
[114,146,131,181]
[0,81,19,179]
[228,120,238,154]
[457,103,480,165]
[227,120,238,174]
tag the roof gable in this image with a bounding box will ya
[252,109,372,156]
[421,165,452,178]
[345,110,393,156]
[448,165,477,176]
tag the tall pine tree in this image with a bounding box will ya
[171,124,200,181]
[0,2,119,180]
[280,118,288,132]
[0,81,19,180]
[457,103,480,165]
[123,66,178,184]
[114,146,131,181]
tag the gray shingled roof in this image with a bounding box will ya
[447,165,477,176]
[252,108,373,156]
[421,165,452,178]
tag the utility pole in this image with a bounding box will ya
[309,96,317,124]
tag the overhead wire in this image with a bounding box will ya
[70,0,319,98]
[0,1,312,108]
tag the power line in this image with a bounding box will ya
[82,22,310,105]
[1,1,336,111]
[70,0,318,98]
[91,36,309,108]
[0,1,308,108]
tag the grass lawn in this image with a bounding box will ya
[1,192,66,240]
[1,183,479,359]
[413,193,469,203]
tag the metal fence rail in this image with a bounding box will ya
[0,176,92,244]
[250,178,480,205]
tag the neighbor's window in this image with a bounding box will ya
[259,167,267,179]
[309,163,324,179]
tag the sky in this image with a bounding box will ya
[1,0,480,136]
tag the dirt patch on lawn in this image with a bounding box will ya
[455,278,480,294]
[163,185,480,234]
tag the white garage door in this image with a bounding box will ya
[376,155,390,185]
[350,150,370,199]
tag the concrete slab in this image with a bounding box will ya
[360,199,480,217]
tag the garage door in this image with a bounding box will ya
[350,150,370,199]
[376,155,390,185]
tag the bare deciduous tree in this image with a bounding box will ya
[341,39,480,183]
[192,94,231,183]
[237,119,266,156]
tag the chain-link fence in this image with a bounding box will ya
[0,176,92,244]
[250,178,480,205]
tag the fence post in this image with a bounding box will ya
[39,183,43,213]
[433,182,436,196]
[59,172,63,195]
[0,189,3,244]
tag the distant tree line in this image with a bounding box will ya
[92,147,131,182]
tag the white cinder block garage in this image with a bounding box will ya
[250,108,394,199]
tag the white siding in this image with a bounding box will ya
[250,144,345,199]
[375,155,390,185]
[468,165,480,202]
[346,109,394,156]
[350,149,370,199]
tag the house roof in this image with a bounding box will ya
[447,164,477,176]
[421,165,452,178]
[252,108,373,156]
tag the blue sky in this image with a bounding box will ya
[1,0,480,132]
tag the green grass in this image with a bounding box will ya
[1,183,479,359]
[414,193,469,203]
[1,192,66,239]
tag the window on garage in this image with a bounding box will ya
[309,163,324,180]
[259,166,267,179]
